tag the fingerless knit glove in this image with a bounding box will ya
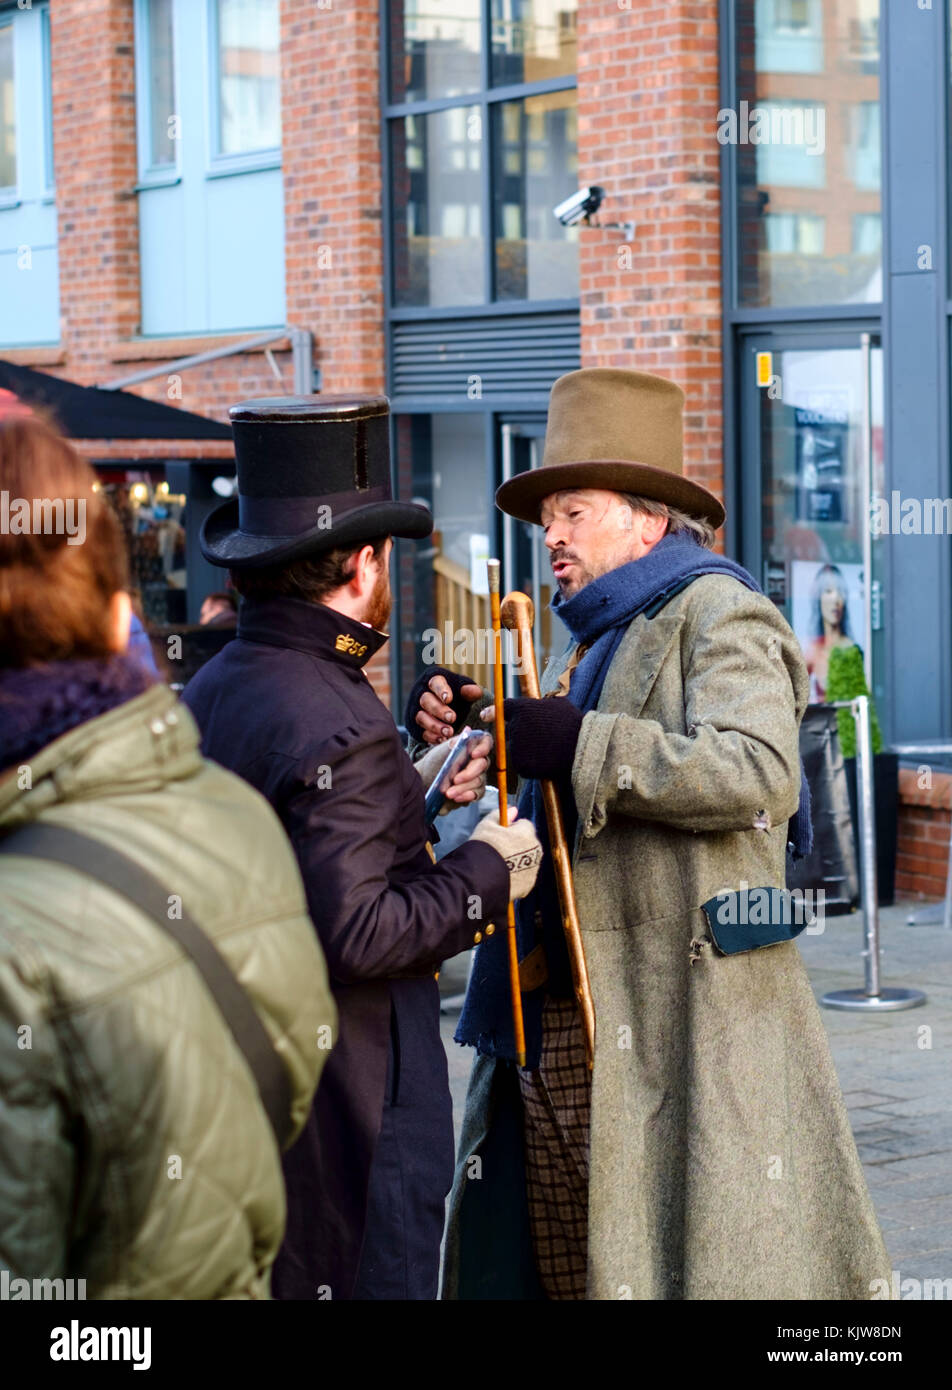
[403,666,476,736]
[501,697,584,780]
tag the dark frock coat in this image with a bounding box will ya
[183,596,509,1299]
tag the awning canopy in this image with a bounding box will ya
[0,359,232,441]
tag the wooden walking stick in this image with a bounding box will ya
[500,591,597,1071]
[487,559,527,1069]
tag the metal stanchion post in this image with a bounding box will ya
[822,696,926,1012]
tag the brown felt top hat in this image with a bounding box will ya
[495,368,726,530]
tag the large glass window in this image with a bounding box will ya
[215,0,281,157]
[134,0,285,334]
[388,0,578,310]
[0,3,59,346]
[491,0,578,86]
[0,21,15,191]
[493,89,578,300]
[392,105,484,306]
[391,0,481,103]
[393,414,493,705]
[146,0,176,168]
[752,339,884,715]
[735,0,881,308]
[754,0,824,73]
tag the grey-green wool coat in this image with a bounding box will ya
[443,573,890,1301]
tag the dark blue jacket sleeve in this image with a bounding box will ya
[283,721,510,984]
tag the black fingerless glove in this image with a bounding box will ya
[502,697,584,780]
[403,666,475,736]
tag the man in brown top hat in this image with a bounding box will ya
[183,394,543,1300]
[409,368,889,1301]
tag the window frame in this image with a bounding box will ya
[205,0,281,179]
[39,1,54,197]
[721,0,884,319]
[0,12,18,203]
[381,0,580,319]
[133,0,182,189]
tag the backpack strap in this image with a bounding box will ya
[0,822,293,1149]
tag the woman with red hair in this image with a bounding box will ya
[0,408,334,1299]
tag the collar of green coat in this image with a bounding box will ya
[0,684,202,831]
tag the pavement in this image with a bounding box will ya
[438,897,952,1285]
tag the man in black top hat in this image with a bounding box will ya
[183,395,542,1301]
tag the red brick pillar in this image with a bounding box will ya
[280,0,386,396]
[577,1,723,515]
[49,0,139,382]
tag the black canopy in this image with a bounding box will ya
[0,359,232,441]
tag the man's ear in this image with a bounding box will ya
[642,510,669,544]
[108,590,133,653]
[349,543,375,596]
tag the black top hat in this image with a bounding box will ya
[200,395,433,569]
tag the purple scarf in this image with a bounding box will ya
[0,655,156,770]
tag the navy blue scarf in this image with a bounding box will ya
[0,655,155,770]
[456,532,812,1067]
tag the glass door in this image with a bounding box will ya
[499,418,571,694]
[741,332,885,719]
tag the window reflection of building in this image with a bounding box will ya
[395,0,482,102]
[389,1,578,309]
[738,0,881,308]
[394,415,493,703]
[395,105,484,306]
[0,20,15,190]
[216,0,281,156]
[491,0,578,85]
[146,0,175,168]
[494,90,579,301]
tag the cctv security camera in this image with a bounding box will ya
[553,185,606,227]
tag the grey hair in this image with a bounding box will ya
[618,493,717,550]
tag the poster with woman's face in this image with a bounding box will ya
[791,560,865,704]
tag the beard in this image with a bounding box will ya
[555,566,595,598]
[552,538,648,598]
[363,562,393,631]
[550,549,602,598]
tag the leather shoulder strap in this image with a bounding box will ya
[641,572,702,620]
[0,822,292,1148]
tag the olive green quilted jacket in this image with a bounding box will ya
[0,683,335,1299]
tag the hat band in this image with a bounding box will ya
[238,486,390,538]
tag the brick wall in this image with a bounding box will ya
[576,0,723,512]
[281,0,386,397]
[49,0,139,375]
[38,1,297,421]
[897,769,952,903]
